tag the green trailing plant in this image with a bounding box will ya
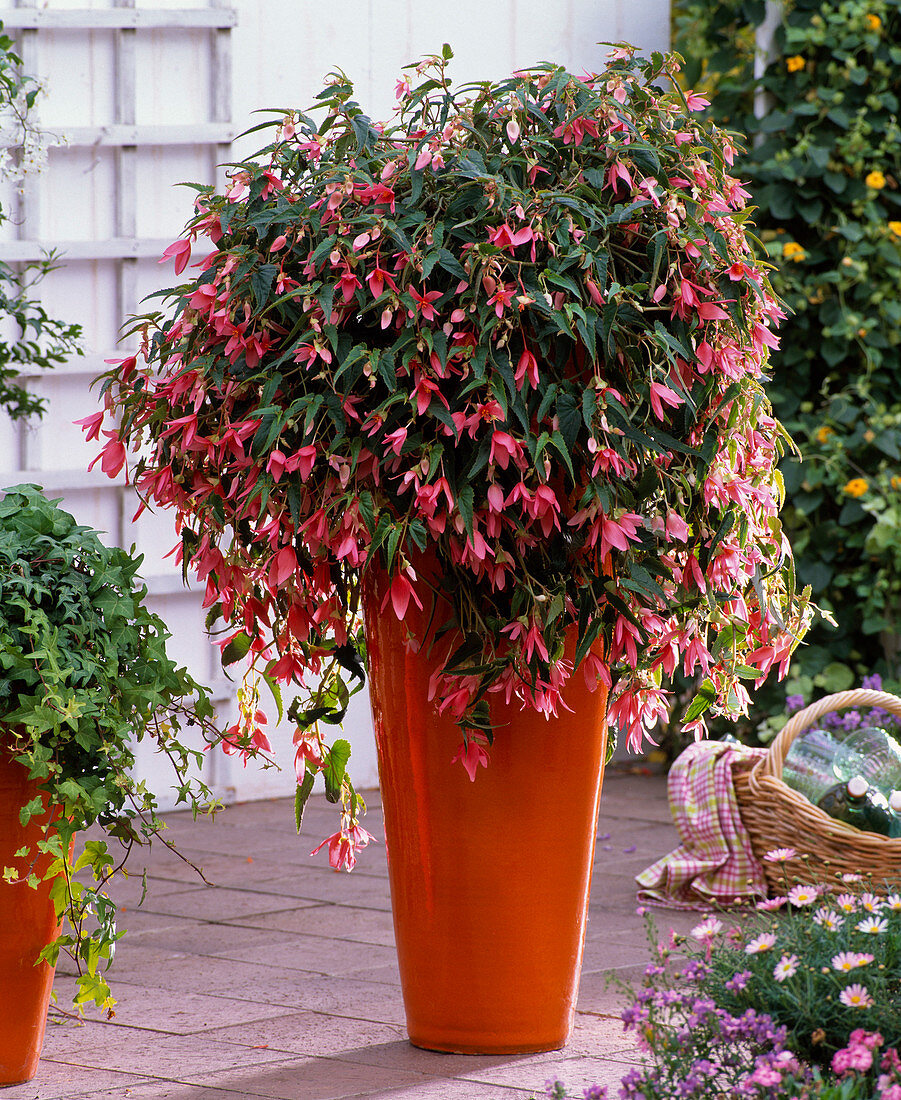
[671,0,901,730]
[0,21,81,420]
[0,484,222,1011]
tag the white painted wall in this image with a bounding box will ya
[0,0,669,812]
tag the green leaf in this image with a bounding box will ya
[323,739,351,804]
[294,769,315,833]
[683,678,717,724]
[250,264,278,309]
[221,632,252,666]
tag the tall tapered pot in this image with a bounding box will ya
[363,566,609,1054]
[0,748,62,1085]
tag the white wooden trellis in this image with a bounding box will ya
[0,0,672,810]
[0,2,343,808]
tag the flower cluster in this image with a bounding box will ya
[689,863,901,1064]
[88,46,809,847]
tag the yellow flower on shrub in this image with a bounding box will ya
[783,241,806,262]
[866,170,886,190]
[786,55,806,72]
[816,425,833,443]
[866,13,882,29]
[889,221,901,238]
[891,476,901,491]
[843,478,869,498]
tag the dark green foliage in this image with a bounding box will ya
[0,485,219,1010]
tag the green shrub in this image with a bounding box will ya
[673,0,901,725]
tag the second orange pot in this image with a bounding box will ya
[0,749,63,1085]
[363,565,609,1054]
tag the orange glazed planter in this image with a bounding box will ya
[0,748,62,1085]
[363,566,609,1054]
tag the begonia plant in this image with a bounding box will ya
[88,45,811,862]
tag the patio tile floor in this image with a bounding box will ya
[9,768,702,1100]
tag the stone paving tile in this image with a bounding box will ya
[241,871,393,910]
[45,981,290,1036]
[29,771,686,1099]
[122,884,310,922]
[173,1054,444,1099]
[0,1059,150,1100]
[199,1010,407,1057]
[207,931,399,977]
[459,1052,639,1095]
[37,1023,290,1079]
[104,955,408,1026]
[220,903,397,947]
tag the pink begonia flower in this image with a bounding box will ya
[684,90,711,111]
[74,410,104,441]
[506,118,521,143]
[268,545,297,588]
[159,238,192,275]
[648,381,683,420]
[451,734,490,781]
[311,824,376,872]
[380,571,424,621]
[88,431,127,479]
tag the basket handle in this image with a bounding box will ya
[757,689,901,782]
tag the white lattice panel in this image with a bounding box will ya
[0,0,670,814]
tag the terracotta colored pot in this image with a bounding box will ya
[363,565,609,1054]
[0,748,63,1085]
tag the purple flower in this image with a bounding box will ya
[863,673,883,691]
[725,969,752,992]
[842,710,863,730]
[785,693,805,714]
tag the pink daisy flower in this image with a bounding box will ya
[745,933,777,955]
[813,908,844,931]
[756,896,787,912]
[856,916,888,935]
[690,917,723,942]
[832,952,874,972]
[763,847,797,863]
[788,884,819,907]
[840,984,874,1008]
[773,954,799,982]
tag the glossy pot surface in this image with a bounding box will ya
[0,750,61,1085]
[363,565,609,1054]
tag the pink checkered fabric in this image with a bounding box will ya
[635,740,769,909]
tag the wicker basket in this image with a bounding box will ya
[733,689,901,894]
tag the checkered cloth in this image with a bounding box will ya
[635,740,769,909]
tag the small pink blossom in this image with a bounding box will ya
[840,983,874,1009]
[745,933,776,954]
[763,847,797,862]
[451,733,490,781]
[787,884,819,907]
[832,952,874,972]
[773,953,799,982]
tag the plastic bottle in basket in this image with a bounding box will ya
[816,775,896,836]
[830,726,901,798]
[890,791,901,839]
[781,726,858,805]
